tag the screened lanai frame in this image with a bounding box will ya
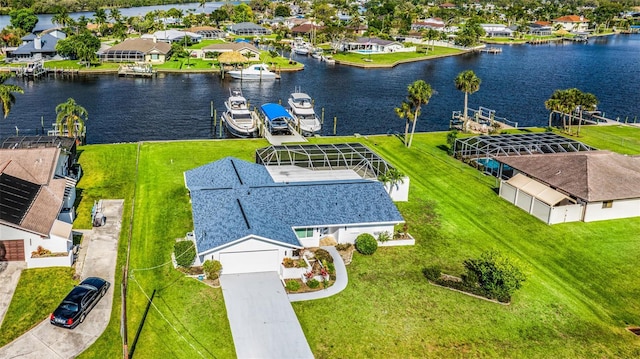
[255,143,395,179]
[99,50,145,62]
[453,133,595,159]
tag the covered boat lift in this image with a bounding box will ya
[259,103,306,145]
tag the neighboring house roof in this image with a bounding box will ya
[496,151,640,202]
[11,32,64,55]
[0,147,65,236]
[21,33,37,41]
[142,30,202,42]
[185,157,403,253]
[291,23,325,34]
[1,135,76,152]
[103,38,172,55]
[553,15,589,22]
[228,22,271,33]
[202,43,260,53]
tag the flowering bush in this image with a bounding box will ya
[304,271,314,279]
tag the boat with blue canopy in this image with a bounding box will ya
[260,103,293,135]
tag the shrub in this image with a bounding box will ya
[296,259,308,268]
[307,279,320,289]
[335,243,352,251]
[31,246,51,257]
[314,248,333,263]
[174,241,196,268]
[377,231,392,242]
[203,259,222,279]
[422,265,441,281]
[355,233,377,255]
[285,280,301,291]
[463,250,526,303]
[325,261,336,274]
[282,257,295,268]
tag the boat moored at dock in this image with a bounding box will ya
[260,103,293,135]
[228,63,278,80]
[221,89,259,138]
[287,90,322,136]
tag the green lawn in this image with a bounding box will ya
[0,268,77,347]
[3,126,640,357]
[333,46,463,65]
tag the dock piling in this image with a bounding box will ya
[333,117,337,135]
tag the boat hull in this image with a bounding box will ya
[222,112,259,138]
[228,72,277,80]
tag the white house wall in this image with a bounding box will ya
[384,176,410,202]
[583,198,640,222]
[199,237,296,272]
[335,224,396,244]
[0,225,70,264]
[548,204,583,224]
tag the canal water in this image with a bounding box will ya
[2,34,639,144]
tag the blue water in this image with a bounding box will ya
[2,34,639,144]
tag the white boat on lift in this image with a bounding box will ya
[287,90,322,136]
[292,37,311,56]
[221,89,259,138]
[228,63,277,80]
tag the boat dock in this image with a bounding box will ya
[479,47,502,54]
[118,63,156,77]
[1,64,79,78]
[259,120,307,145]
[450,107,518,133]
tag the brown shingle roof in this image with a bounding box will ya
[21,178,65,235]
[105,38,172,54]
[0,147,59,184]
[0,147,65,236]
[497,151,640,202]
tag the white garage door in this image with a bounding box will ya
[220,250,279,274]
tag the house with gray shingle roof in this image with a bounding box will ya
[227,22,272,36]
[184,157,404,274]
[6,31,66,62]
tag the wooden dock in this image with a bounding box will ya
[258,118,307,145]
[450,107,518,133]
[479,47,502,54]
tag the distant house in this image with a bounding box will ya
[0,146,79,268]
[201,42,261,61]
[529,21,553,36]
[496,151,640,224]
[340,37,409,53]
[6,31,66,62]
[552,15,590,32]
[227,22,272,36]
[291,23,325,36]
[439,2,457,9]
[481,24,513,37]
[185,26,226,40]
[141,29,202,43]
[184,156,404,274]
[411,18,446,32]
[99,38,172,63]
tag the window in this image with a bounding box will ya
[602,201,613,209]
[294,228,314,238]
[150,54,159,60]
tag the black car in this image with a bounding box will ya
[50,277,110,329]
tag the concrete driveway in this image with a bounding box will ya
[220,272,314,359]
[0,199,124,359]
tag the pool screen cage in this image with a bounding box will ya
[99,50,145,62]
[453,133,595,160]
[256,143,395,179]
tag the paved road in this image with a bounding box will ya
[0,199,124,359]
[220,272,314,359]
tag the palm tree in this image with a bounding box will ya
[0,73,24,119]
[454,70,481,132]
[378,167,405,196]
[406,80,433,148]
[395,100,413,147]
[52,8,72,29]
[55,98,88,139]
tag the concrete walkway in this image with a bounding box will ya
[0,262,26,325]
[289,246,348,302]
[220,272,314,359]
[0,199,124,359]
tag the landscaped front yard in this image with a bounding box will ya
[2,126,640,358]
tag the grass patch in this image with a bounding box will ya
[0,267,76,347]
[6,126,640,357]
[332,46,463,65]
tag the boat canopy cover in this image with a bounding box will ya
[261,103,293,121]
